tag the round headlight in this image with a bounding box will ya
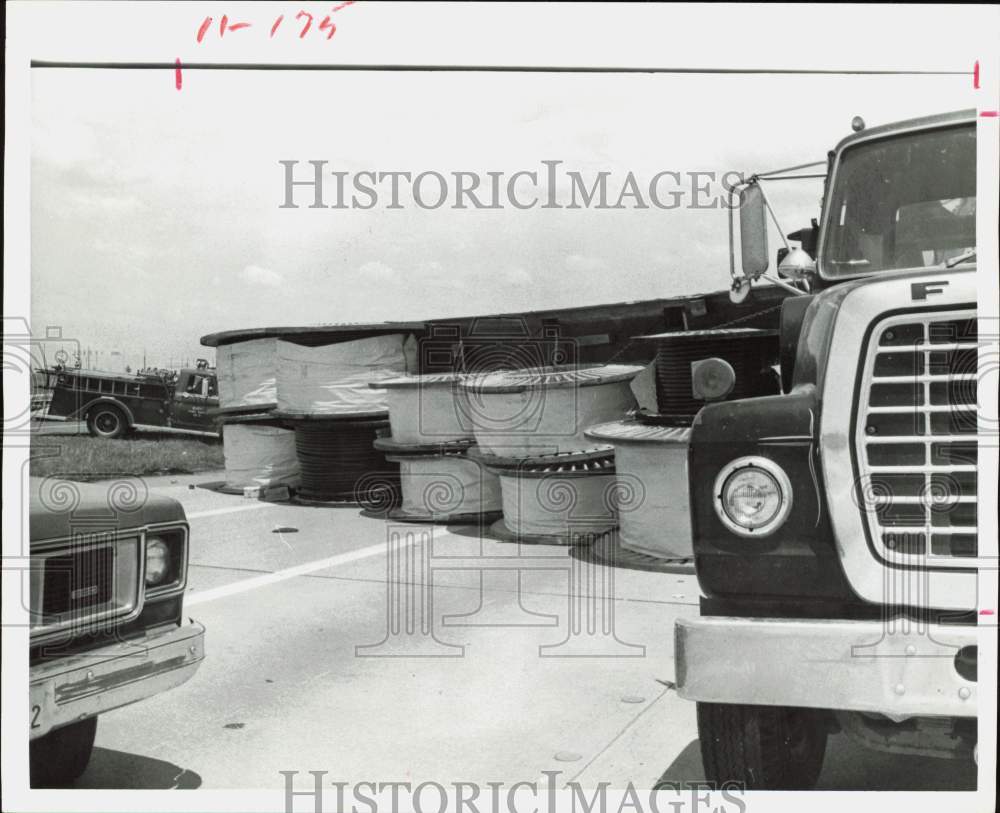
[713,457,792,537]
[145,538,171,586]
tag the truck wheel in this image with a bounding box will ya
[87,405,127,439]
[697,702,827,790]
[30,717,98,787]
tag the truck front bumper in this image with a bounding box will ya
[675,615,978,718]
[30,620,205,740]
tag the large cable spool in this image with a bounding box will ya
[585,419,693,565]
[374,373,474,444]
[276,334,410,417]
[638,328,779,423]
[288,414,400,507]
[374,437,501,524]
[219,413,300,494]
[475,449,619,545]
[460,364,643,458]
[215,338,278,414]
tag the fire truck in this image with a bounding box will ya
[675,109,985,788]
[43,363,220,439]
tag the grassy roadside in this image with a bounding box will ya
[30,435,224,481]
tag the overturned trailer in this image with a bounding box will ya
[201,288,790,511]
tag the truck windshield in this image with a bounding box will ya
[820,124,975,277]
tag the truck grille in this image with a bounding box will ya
[31,536,141,639]
[856,310,978,566]
[40,546,115,616]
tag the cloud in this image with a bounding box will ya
[564,254,606,274]
[503,267,532,286]
[241,265,285,287]
[358,260,399,282]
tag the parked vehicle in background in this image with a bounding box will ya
[675,110,982,788]
[41,363,221,439]
[28,477,205,786]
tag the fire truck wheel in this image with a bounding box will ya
[696,702,827,790]
[87,405,127,439]
[30,716,98,787]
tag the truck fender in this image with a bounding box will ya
[77,397,136,427]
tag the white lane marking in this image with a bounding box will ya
[186,537,412,606]
[187,502,278,519]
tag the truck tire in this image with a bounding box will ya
[697,702,827,790]
[87,405,127,439]
[30,716,98,787]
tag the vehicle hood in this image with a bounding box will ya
[29,477,186,543]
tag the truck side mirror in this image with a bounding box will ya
[739,184,769,280]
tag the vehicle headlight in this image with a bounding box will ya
[145,537,171,585]
[713,457,793,537]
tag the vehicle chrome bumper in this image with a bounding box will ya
[30,620,205,739]
[675,615,977,718]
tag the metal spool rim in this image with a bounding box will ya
[635,328,778,341]
[284,411,389,426]
[373,436,477,456]
[633,410,695,428]
[295,484,400,507]
[469,446,616,474]
[294,492,379,507]
[588,532,696,574]
[200,321,426,348]
[387,507,503,525]
[460,363,645,394]
[220,412,290,428]
[373,373,470,389]
[214,483,294,496]
[275,410,390,423]
[488,517,613,547]
[585,418,691,445]
[211,403,279,417]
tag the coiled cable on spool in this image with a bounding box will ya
[585,419,694,570]
[639,329,779,422]
[374,439,503,524]
[219,413,300,494]
[291,415,400,507]
[473,448,619,545]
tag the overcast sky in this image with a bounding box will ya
[31,66,977,367]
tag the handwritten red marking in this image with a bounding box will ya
[981,609,995,615]
[219,14,252,37]
[332,1,355,10]
[296,10,313,37]
[196,16,212,43]
[980,111,999,117]
[973,60,980,89]
[270,14,284,37]
[175,58,183,90]
[319,16,337,40]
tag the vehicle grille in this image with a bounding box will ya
[31,537,140,639]
[856,310,978,566]
[40,546,114,616]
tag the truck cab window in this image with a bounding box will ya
[822,125,975,276]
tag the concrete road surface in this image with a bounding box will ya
[67,472,976,791]
[30,418,87,436]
